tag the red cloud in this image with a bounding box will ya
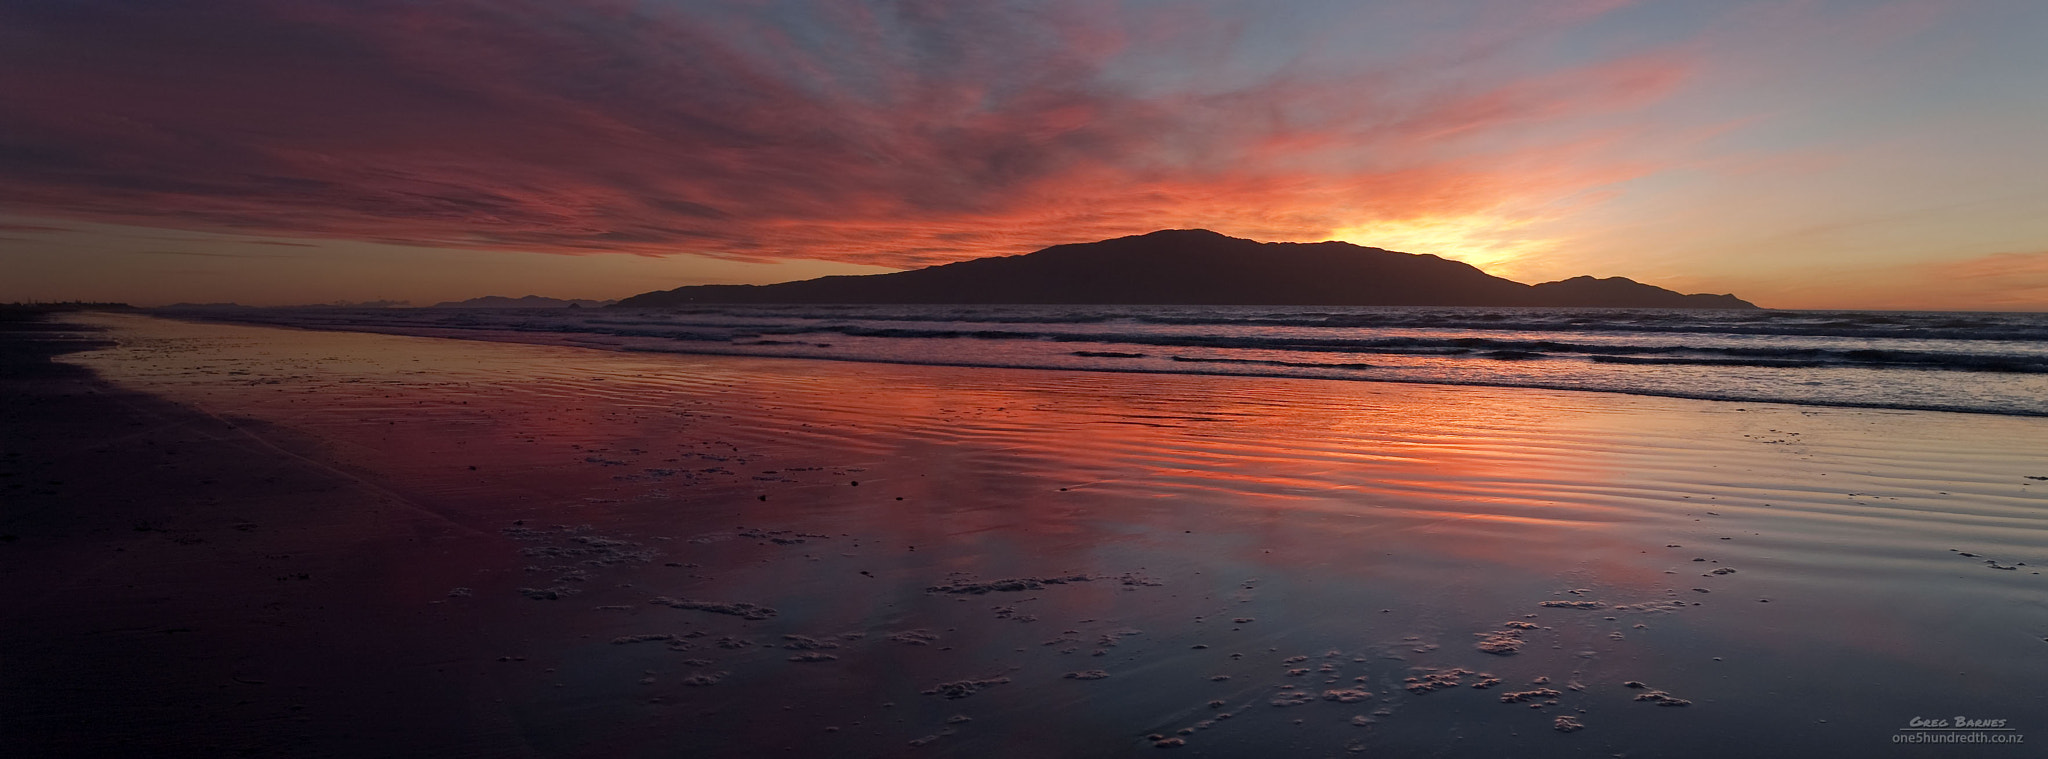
[0,0,1690,268]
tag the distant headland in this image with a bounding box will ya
[614,229,1756,309]
[430,295,615,309]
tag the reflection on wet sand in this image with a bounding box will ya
[60,313,2048,756]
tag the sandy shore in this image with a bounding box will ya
[8,311,2047,757]
[0,315,544,756]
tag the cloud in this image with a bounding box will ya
[1765,250,2048,311]
[1911,251,2048,309]
[133,250,299,259]
[0,0,1693,268]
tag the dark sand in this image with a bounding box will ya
[7,312,2047,757]
[1,315,540,757]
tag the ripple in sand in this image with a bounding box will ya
[926,575,1092,594]
[1633,689,1693,706]
[1539,600,1604,610]
[735,526,829,545]
[504,525,657,565]
[889,629,939,645]
[1403,668,1471,693]
[923,677,1010,699]
[1475,630,1525,655]
[1609,599,1689,613]
[518,586,577,600]
[1499,688,1561,704]
[1269,691,1315,707]
[1096,628,1143,648]
[990,605,1038,623]
[782,635,840,651]
[611,633,687,646]
[649,597,778,620]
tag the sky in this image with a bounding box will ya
[3,0,2046,310]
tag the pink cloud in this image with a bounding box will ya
[1914,251,2048,309]
[1762,250,2048,311]
[0,0,1699,268]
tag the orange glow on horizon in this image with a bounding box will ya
[1328,214,1566,280]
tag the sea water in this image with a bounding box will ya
[174,304,2048,416]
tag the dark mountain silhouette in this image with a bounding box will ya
[615,229,1755,309]
[1524,276,1750,309]
[430,295,615,309]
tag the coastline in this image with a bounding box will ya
[12,312,2048,756]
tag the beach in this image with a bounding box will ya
[6,311,2047,757]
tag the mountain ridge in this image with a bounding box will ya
[431,295,615,309]
[615,229,1756,309]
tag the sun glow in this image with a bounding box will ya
[1328,215,1562,281]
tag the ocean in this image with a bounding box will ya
[181,305,2048,417]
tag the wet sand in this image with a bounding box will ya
[9,311,2048,757]
[0,315,534,756]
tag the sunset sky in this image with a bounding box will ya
[4,0,2045,309]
